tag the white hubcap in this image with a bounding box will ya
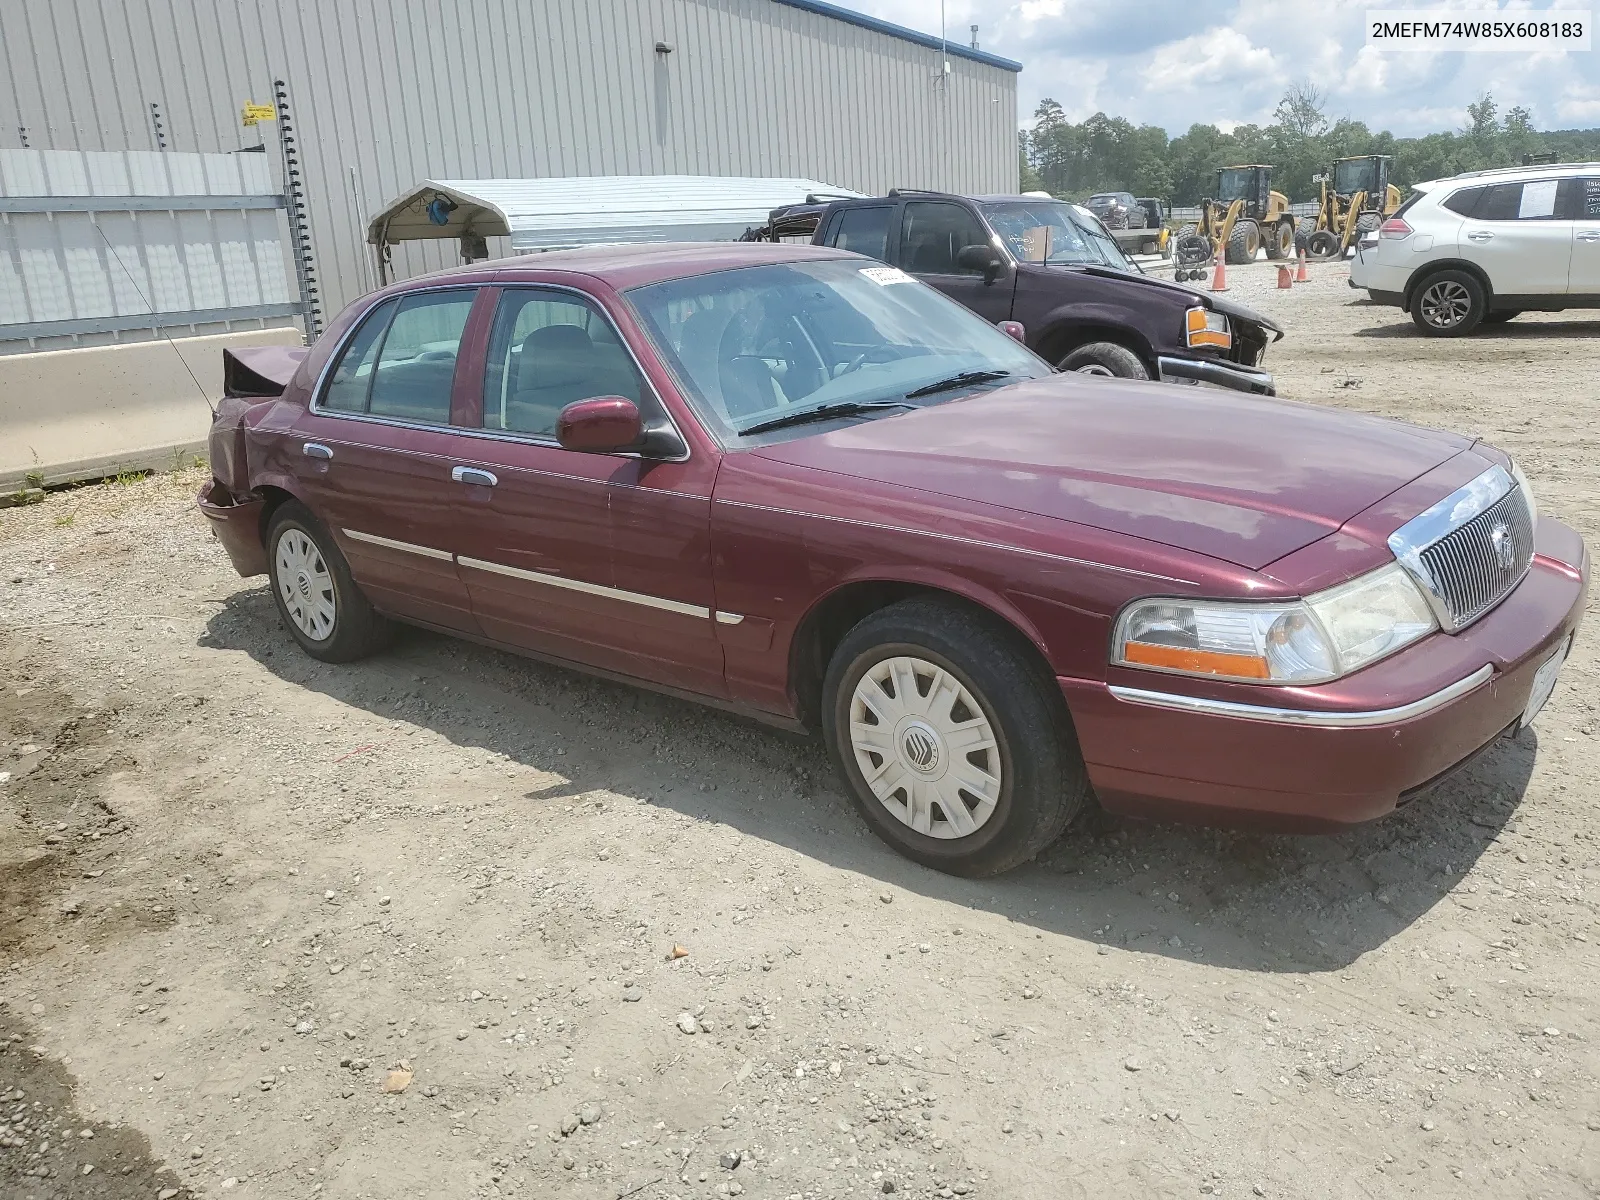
[1073,363,1115,376]
[275,528,336,641]
[848,655,1002,840]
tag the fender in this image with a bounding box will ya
[821,562,1054,663]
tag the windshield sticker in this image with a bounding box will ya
[860,266,914,286]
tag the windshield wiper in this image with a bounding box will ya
[737,401,918,437]
[903,369,1011,399]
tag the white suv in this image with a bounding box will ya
[1349,162,1600,335]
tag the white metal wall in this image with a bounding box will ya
[0,149,298,353]
[0,0,1020,319]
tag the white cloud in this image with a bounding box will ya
[842,0,1600,134]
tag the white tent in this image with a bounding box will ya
[367,175,862,257]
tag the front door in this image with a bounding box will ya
[291,288,481,632]
[450,286,726,697]
[1564,176,1600,294]
[897,200,1015,324]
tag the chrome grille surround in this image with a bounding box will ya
[1387,465,1535,632]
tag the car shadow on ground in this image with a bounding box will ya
[1353,317,1600,338]
[202,589,1534,976]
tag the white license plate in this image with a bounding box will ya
[1521,636,1572,729]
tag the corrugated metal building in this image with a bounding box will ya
[0,0,1021,319]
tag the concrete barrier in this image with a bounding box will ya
[0,328,303,490]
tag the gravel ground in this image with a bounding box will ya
[1,260,1597,1200]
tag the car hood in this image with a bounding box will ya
[1068,265,1284,338]
[749,376,1472,571]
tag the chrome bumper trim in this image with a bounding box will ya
[1107,664,1495,728]
[1155,355,1276,396]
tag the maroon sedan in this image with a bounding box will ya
[199,243,1587,877]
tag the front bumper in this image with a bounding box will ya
[1156,354,1275,396]
[1059,517,1588,831]
[197,479,269,577]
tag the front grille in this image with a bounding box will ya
[1416,486,1534,628]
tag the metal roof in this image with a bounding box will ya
[769,0,1023,72]
[368,176,865,251]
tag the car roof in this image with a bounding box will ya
[390,241,861,293]
[1422,162,1600,188]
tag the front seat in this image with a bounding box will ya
[507,324,603,436]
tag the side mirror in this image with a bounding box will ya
[556,396,642,453]
[956,243,1004,283]
[998,320,1026,344]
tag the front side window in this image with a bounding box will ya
[1565,177,1600,220]
[320,290,474,422]
[898,202,992,275]
[982,200,1136,272]
[828,206,893,262]
[482,289,643,438]
[624,259,1049,442]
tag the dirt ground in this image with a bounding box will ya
[1,260,1597,1200]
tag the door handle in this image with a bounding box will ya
[302,442,333,460]
[1579,232,1600,242]
[1467,231,1494,242]
[451,465,498,487]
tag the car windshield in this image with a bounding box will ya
[1087,193,1131,208]
[1217,169,1258,201]
[980,200,1137,271]
[623,259,1048,442]
[1333,158,1380,196]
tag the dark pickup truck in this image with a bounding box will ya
[746,189,1281,395]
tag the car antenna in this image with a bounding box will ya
[93,222,217,419]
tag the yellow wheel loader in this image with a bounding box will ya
[1175,165,1295,268]
[1305,155,1402,259]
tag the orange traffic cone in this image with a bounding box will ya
[1277,264,1293,289]
[1210,250,1228,292]
[1296,248,1309,282]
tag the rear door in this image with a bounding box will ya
[291,288,483,632]
[821,205,896,263]
[1564,176,1600,294]
[1459,179,1573,296]
[897,200,1015,323]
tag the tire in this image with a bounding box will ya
[1175,222,1199,241]
[821,599,1089,876]
[1225,219,1259,264]
[1306,230,1341,260]
[1409,269,1487,337]
[266,501,395,662]
[1356,212,1382,235]
[1264,218,1295,260]
[1058,342,1150,379]
[1483,310,1521,324]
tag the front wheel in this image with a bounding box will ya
[822,600,1088,876]
[1058,342,1150,379]
[266,501,394,662]
[1409,270,1486,337]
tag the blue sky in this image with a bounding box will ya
[848,1,1600,134]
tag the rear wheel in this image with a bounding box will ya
[1225,219,1259,264]
[1265,218,1295,260]
[1409,269,1487,337]
[266,501,394,662]
[821,599,1088,876]
[1058,342,1150,379]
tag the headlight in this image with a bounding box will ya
[1185,306,1232,350]
[1509,458,1538,528]
[1113,563,1438,684]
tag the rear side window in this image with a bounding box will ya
[1439,187,1484,217]
[899,202,991,275]
[366,291,476,423]
[828,207,892,261]
[322,299,397,412]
